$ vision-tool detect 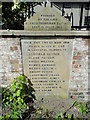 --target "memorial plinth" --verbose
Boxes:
[21,39,73,99]
[23,3,72,99]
